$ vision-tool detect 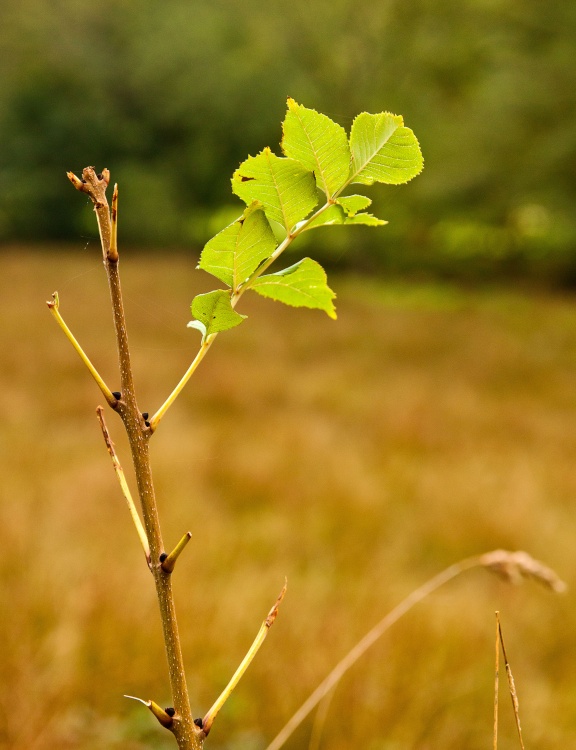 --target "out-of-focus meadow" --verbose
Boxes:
[1,250,576,749]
